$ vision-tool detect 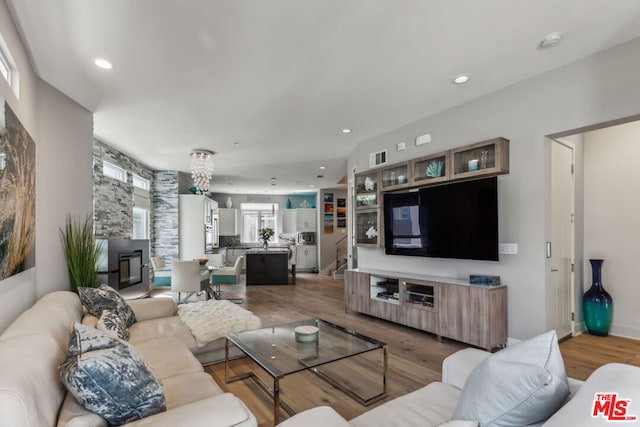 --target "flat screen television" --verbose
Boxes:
[383,177,498,261]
